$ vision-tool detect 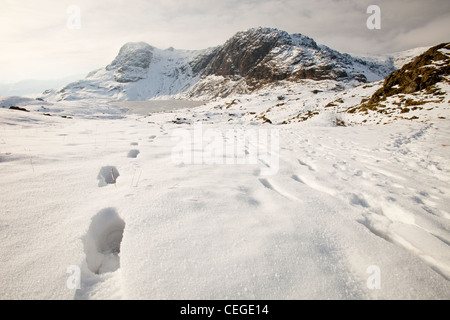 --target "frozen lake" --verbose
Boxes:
[113,100,206,115]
